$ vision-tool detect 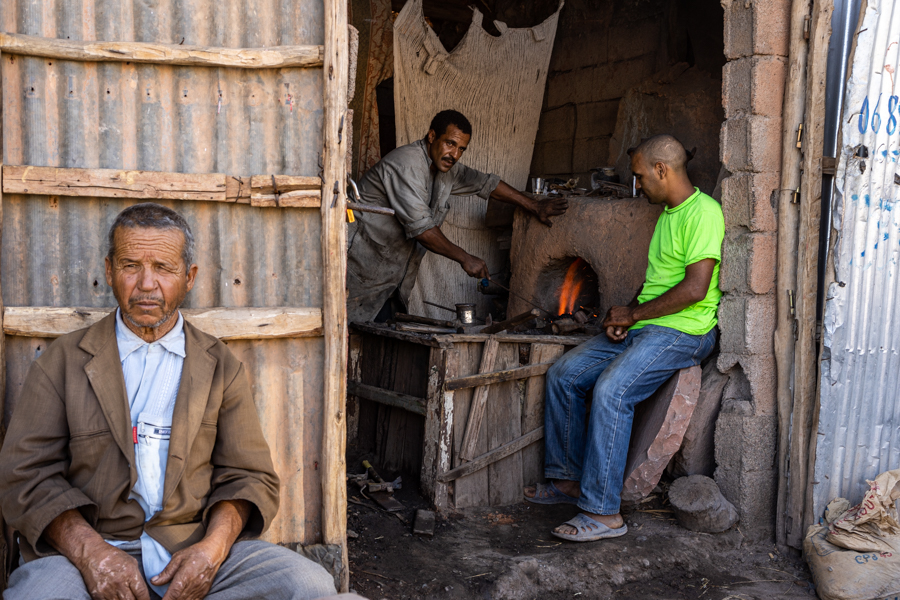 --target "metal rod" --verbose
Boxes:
[481,278,551,315]
[347,201,395,216]
[423,300,457,314]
